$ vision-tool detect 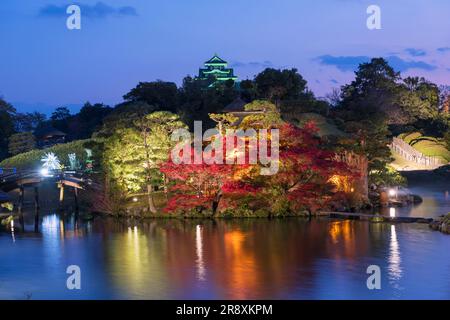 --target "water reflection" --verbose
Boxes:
[10,219,15,243]
[389,207,396,217]
[388,225,403,296]
[0,214,448,299]
[388,225,402,281]
[385,183,450,218]
[195,225,206,281]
